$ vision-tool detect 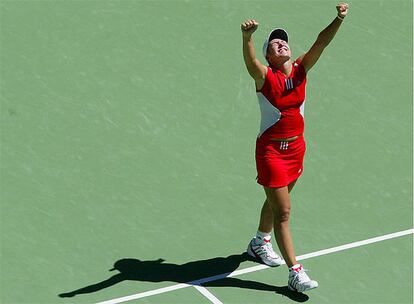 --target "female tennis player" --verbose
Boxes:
[241,3,349,292]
